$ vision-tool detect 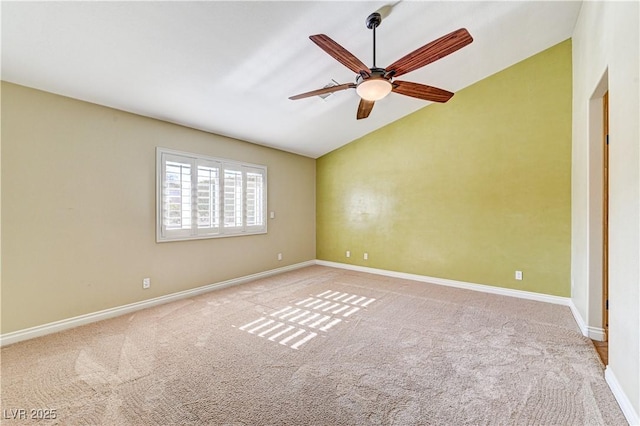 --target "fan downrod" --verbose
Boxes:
[366,12,382,68]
